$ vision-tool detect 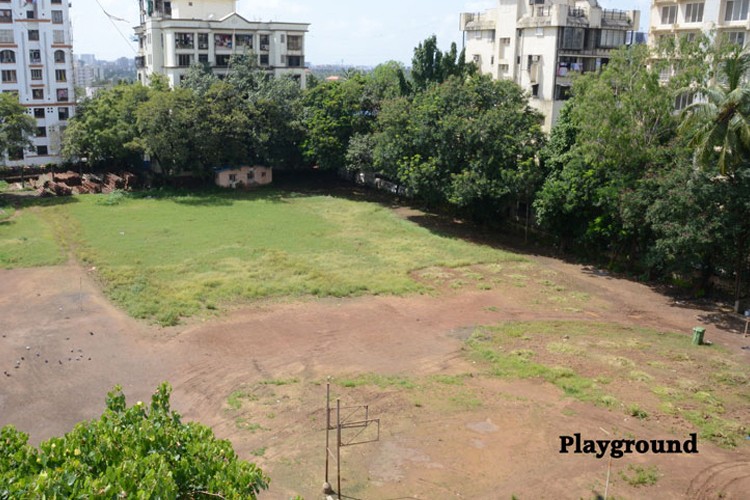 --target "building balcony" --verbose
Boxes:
[460,12,496,31]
